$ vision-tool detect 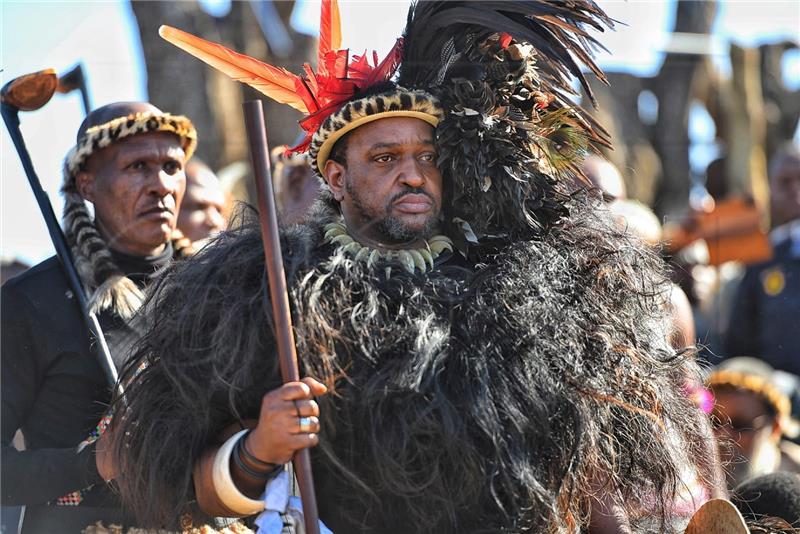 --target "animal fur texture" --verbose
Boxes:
[112,197,717,533]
